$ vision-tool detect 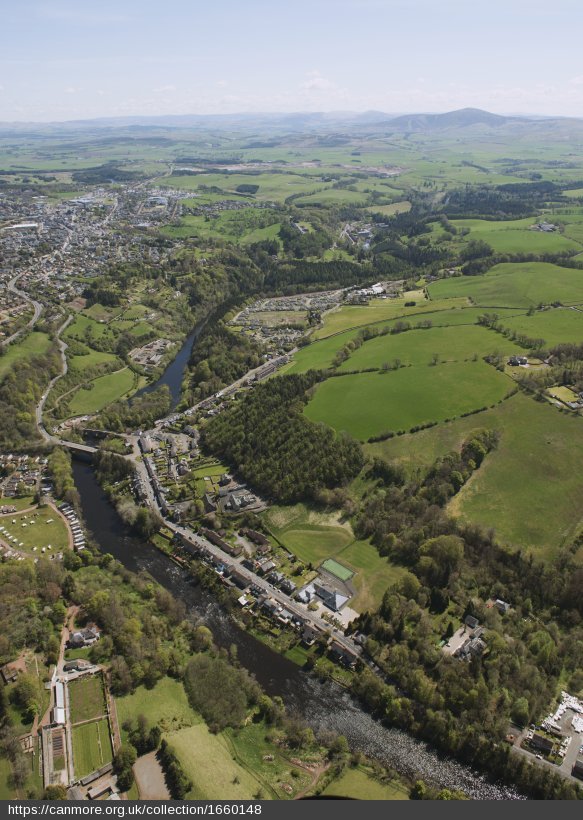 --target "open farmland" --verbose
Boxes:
[498,307,583,347]
[337,324,523,372]
[427,262,583,308]
[450,217,582,254]
[305,360,513,440]
[366,393,583,558]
